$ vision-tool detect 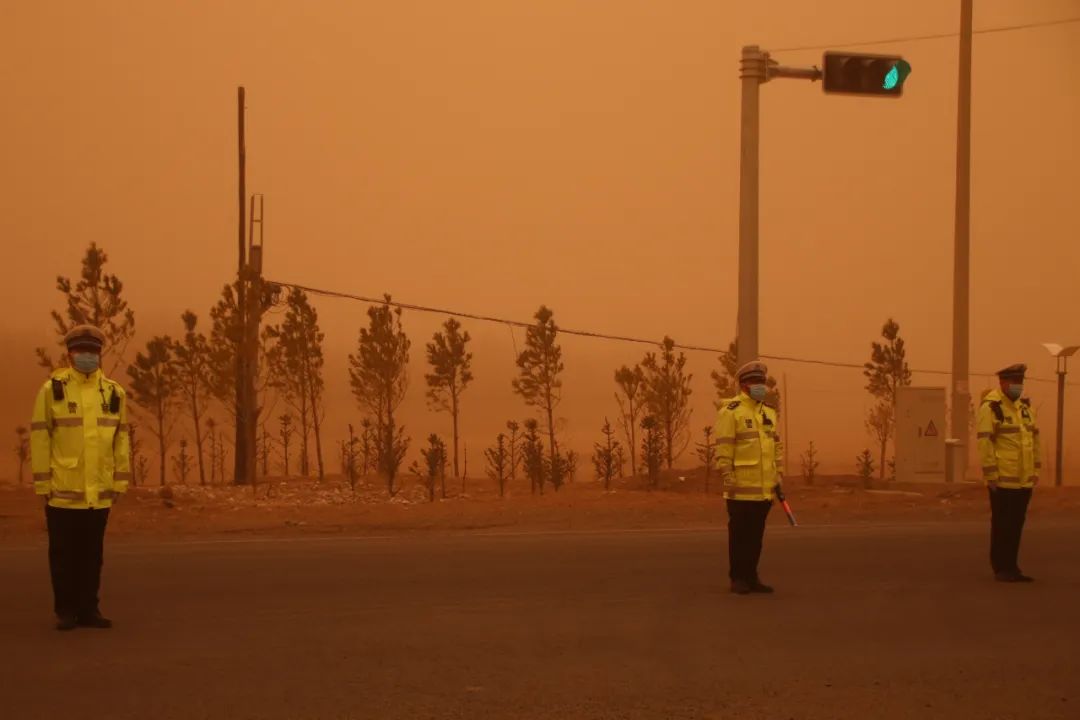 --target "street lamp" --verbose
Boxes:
[1042,343,1080,487]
